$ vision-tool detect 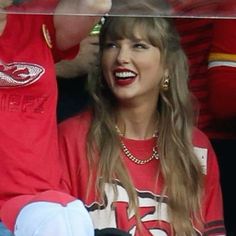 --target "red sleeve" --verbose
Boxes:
[45,15,80,63]
[58,111,92,198]
[58,118,81,197]
[192,129,226,235]
[19,0,80,62]
[208,18,236,120]
[202,140,226,235]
